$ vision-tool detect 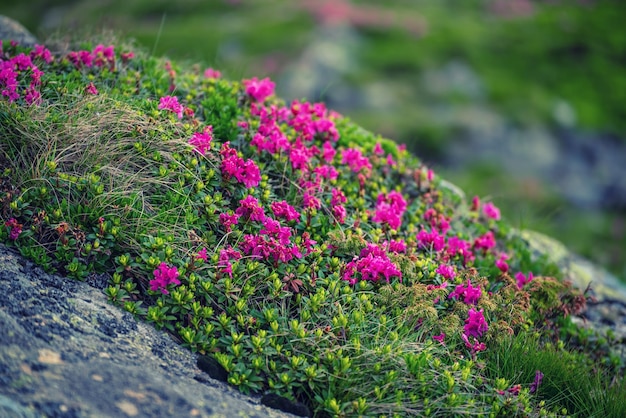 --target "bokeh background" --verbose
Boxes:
[2,0,625,282]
